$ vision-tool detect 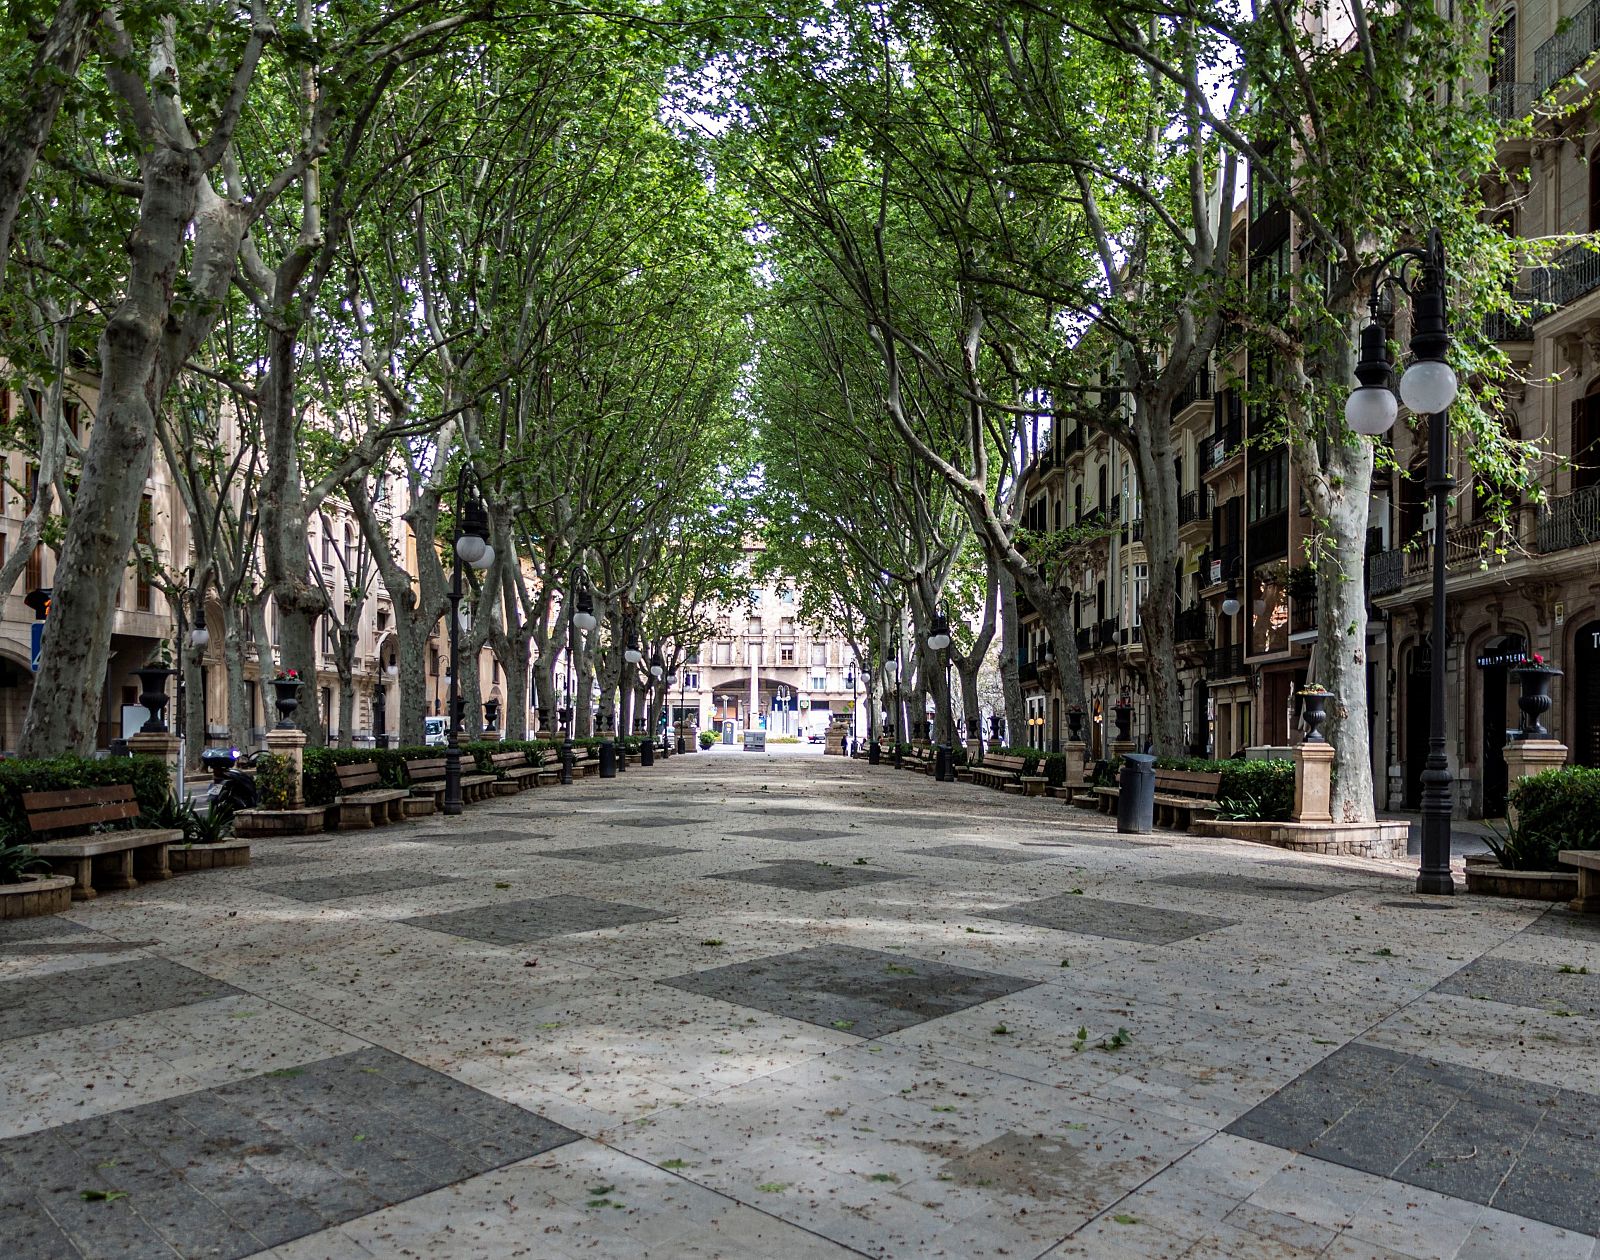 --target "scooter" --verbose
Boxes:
[201,747,261,812]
